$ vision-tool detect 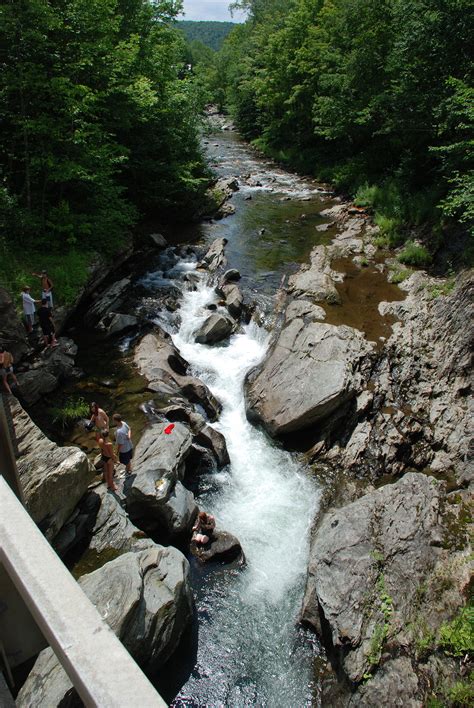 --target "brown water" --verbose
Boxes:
[324,257,405,346]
